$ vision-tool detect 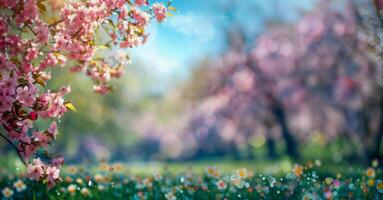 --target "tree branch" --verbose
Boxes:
[25,23,36,35]
[49,19,64,28]
[0,132,28,167]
